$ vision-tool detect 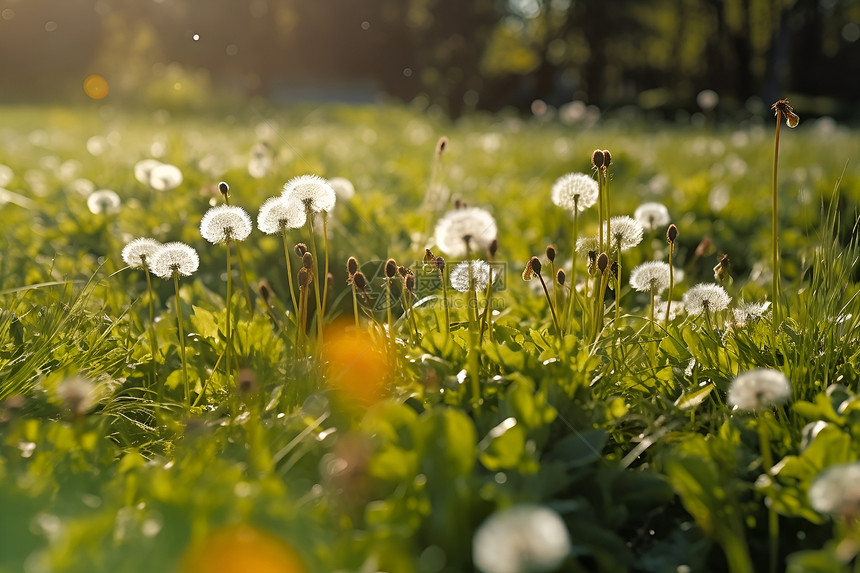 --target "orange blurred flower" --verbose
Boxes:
[180,524,307,573]
[322,322,391,405]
